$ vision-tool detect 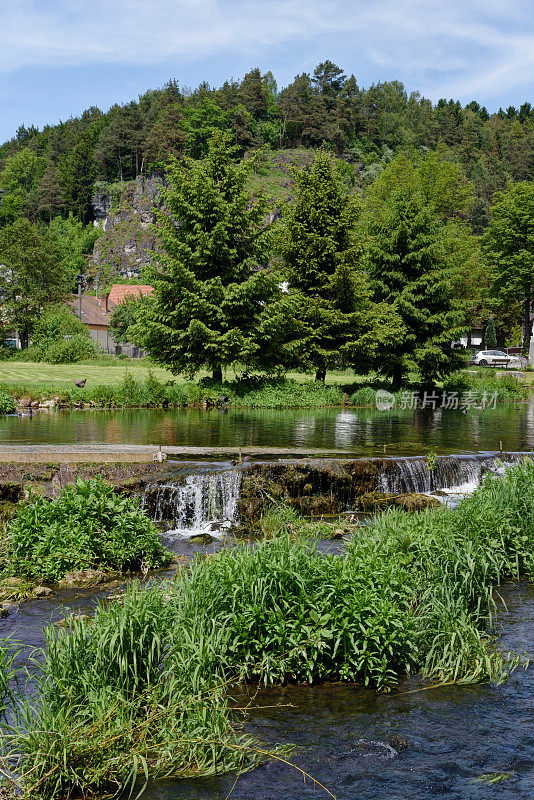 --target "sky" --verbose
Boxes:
[0,0,533,142]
